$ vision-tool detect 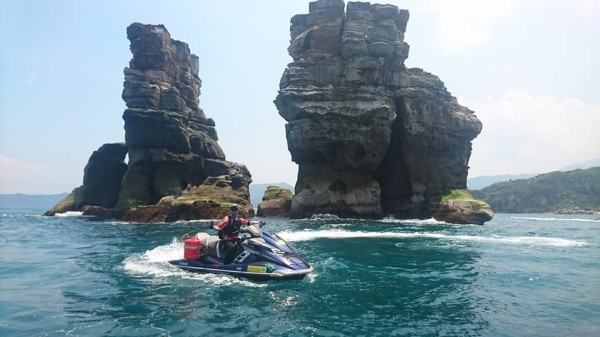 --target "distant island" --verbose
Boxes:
[467,157,600,190]
[1,186,284,211]
[249,183,293,208]
[471,167,600,213]
[467,173,539,191]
